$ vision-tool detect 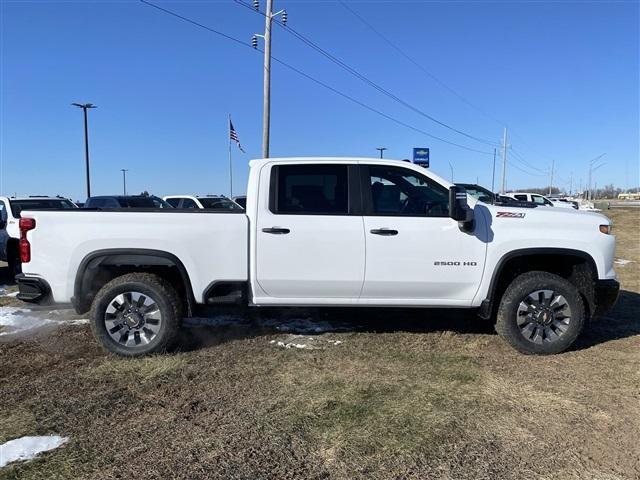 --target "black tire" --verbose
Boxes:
[90,273,183,357]
[496,271,585,355]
